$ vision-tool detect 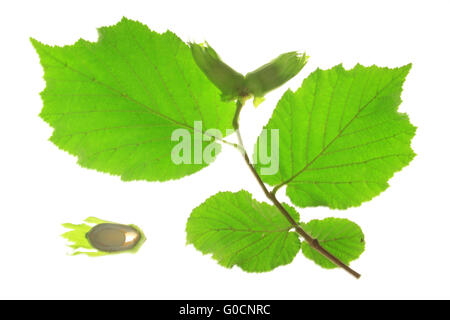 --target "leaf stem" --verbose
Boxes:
[232,99,361,279]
